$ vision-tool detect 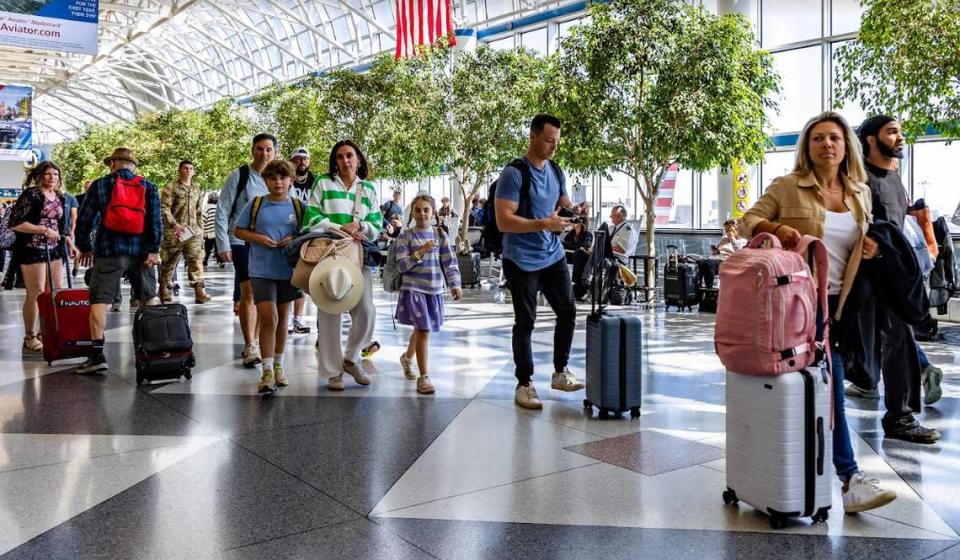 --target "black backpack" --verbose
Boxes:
[228,164,251,221]
[482,158,563,256]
